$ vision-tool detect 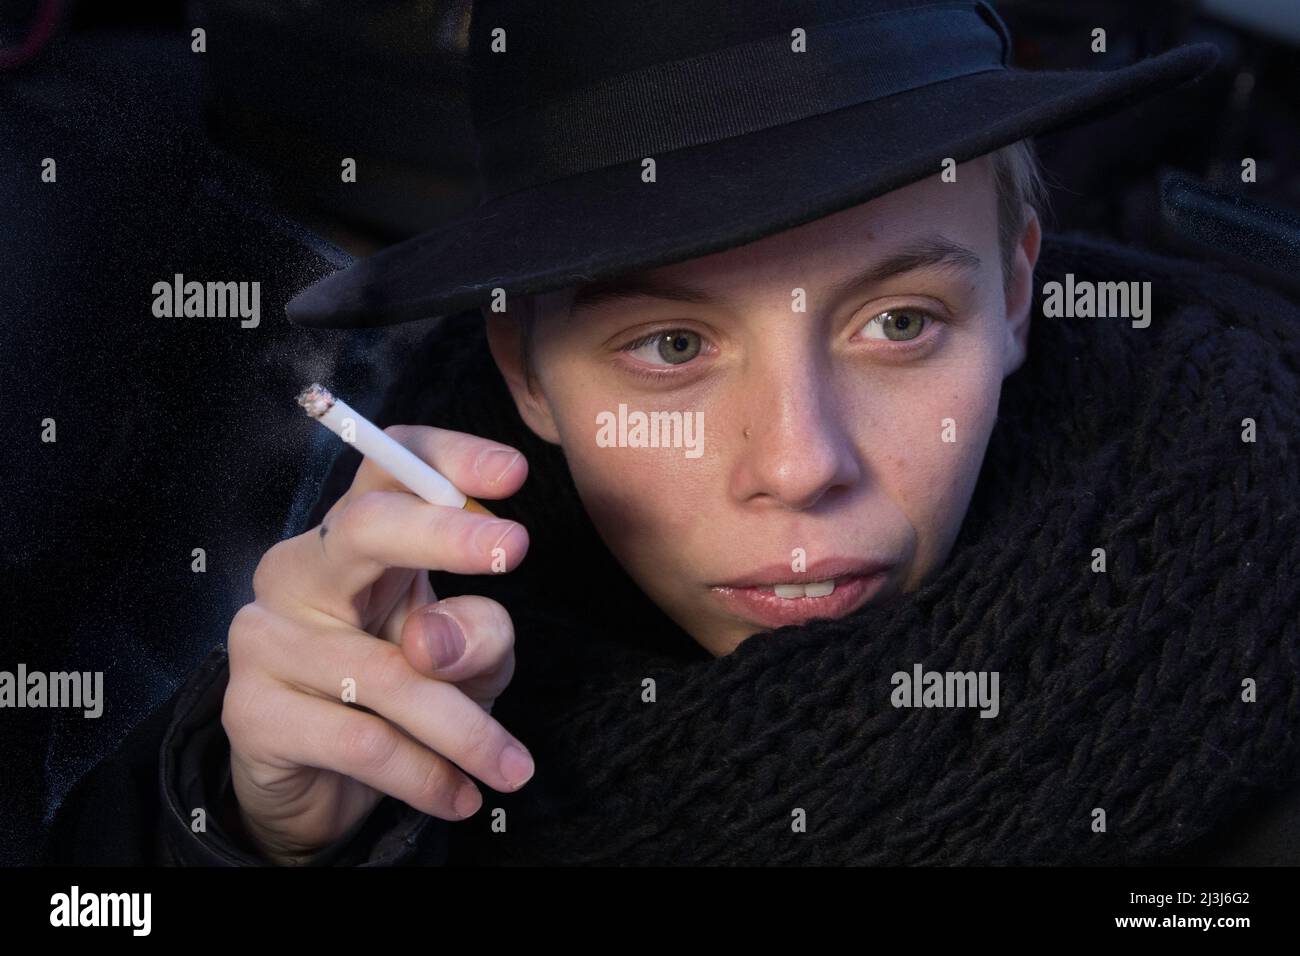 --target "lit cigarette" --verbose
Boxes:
[296,383,495,516]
